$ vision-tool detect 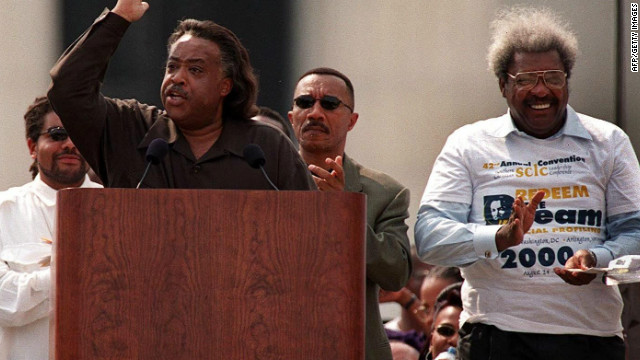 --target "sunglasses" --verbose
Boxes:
[39,126,69,142]
[435,324,457,337]
[293,95,353,112]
